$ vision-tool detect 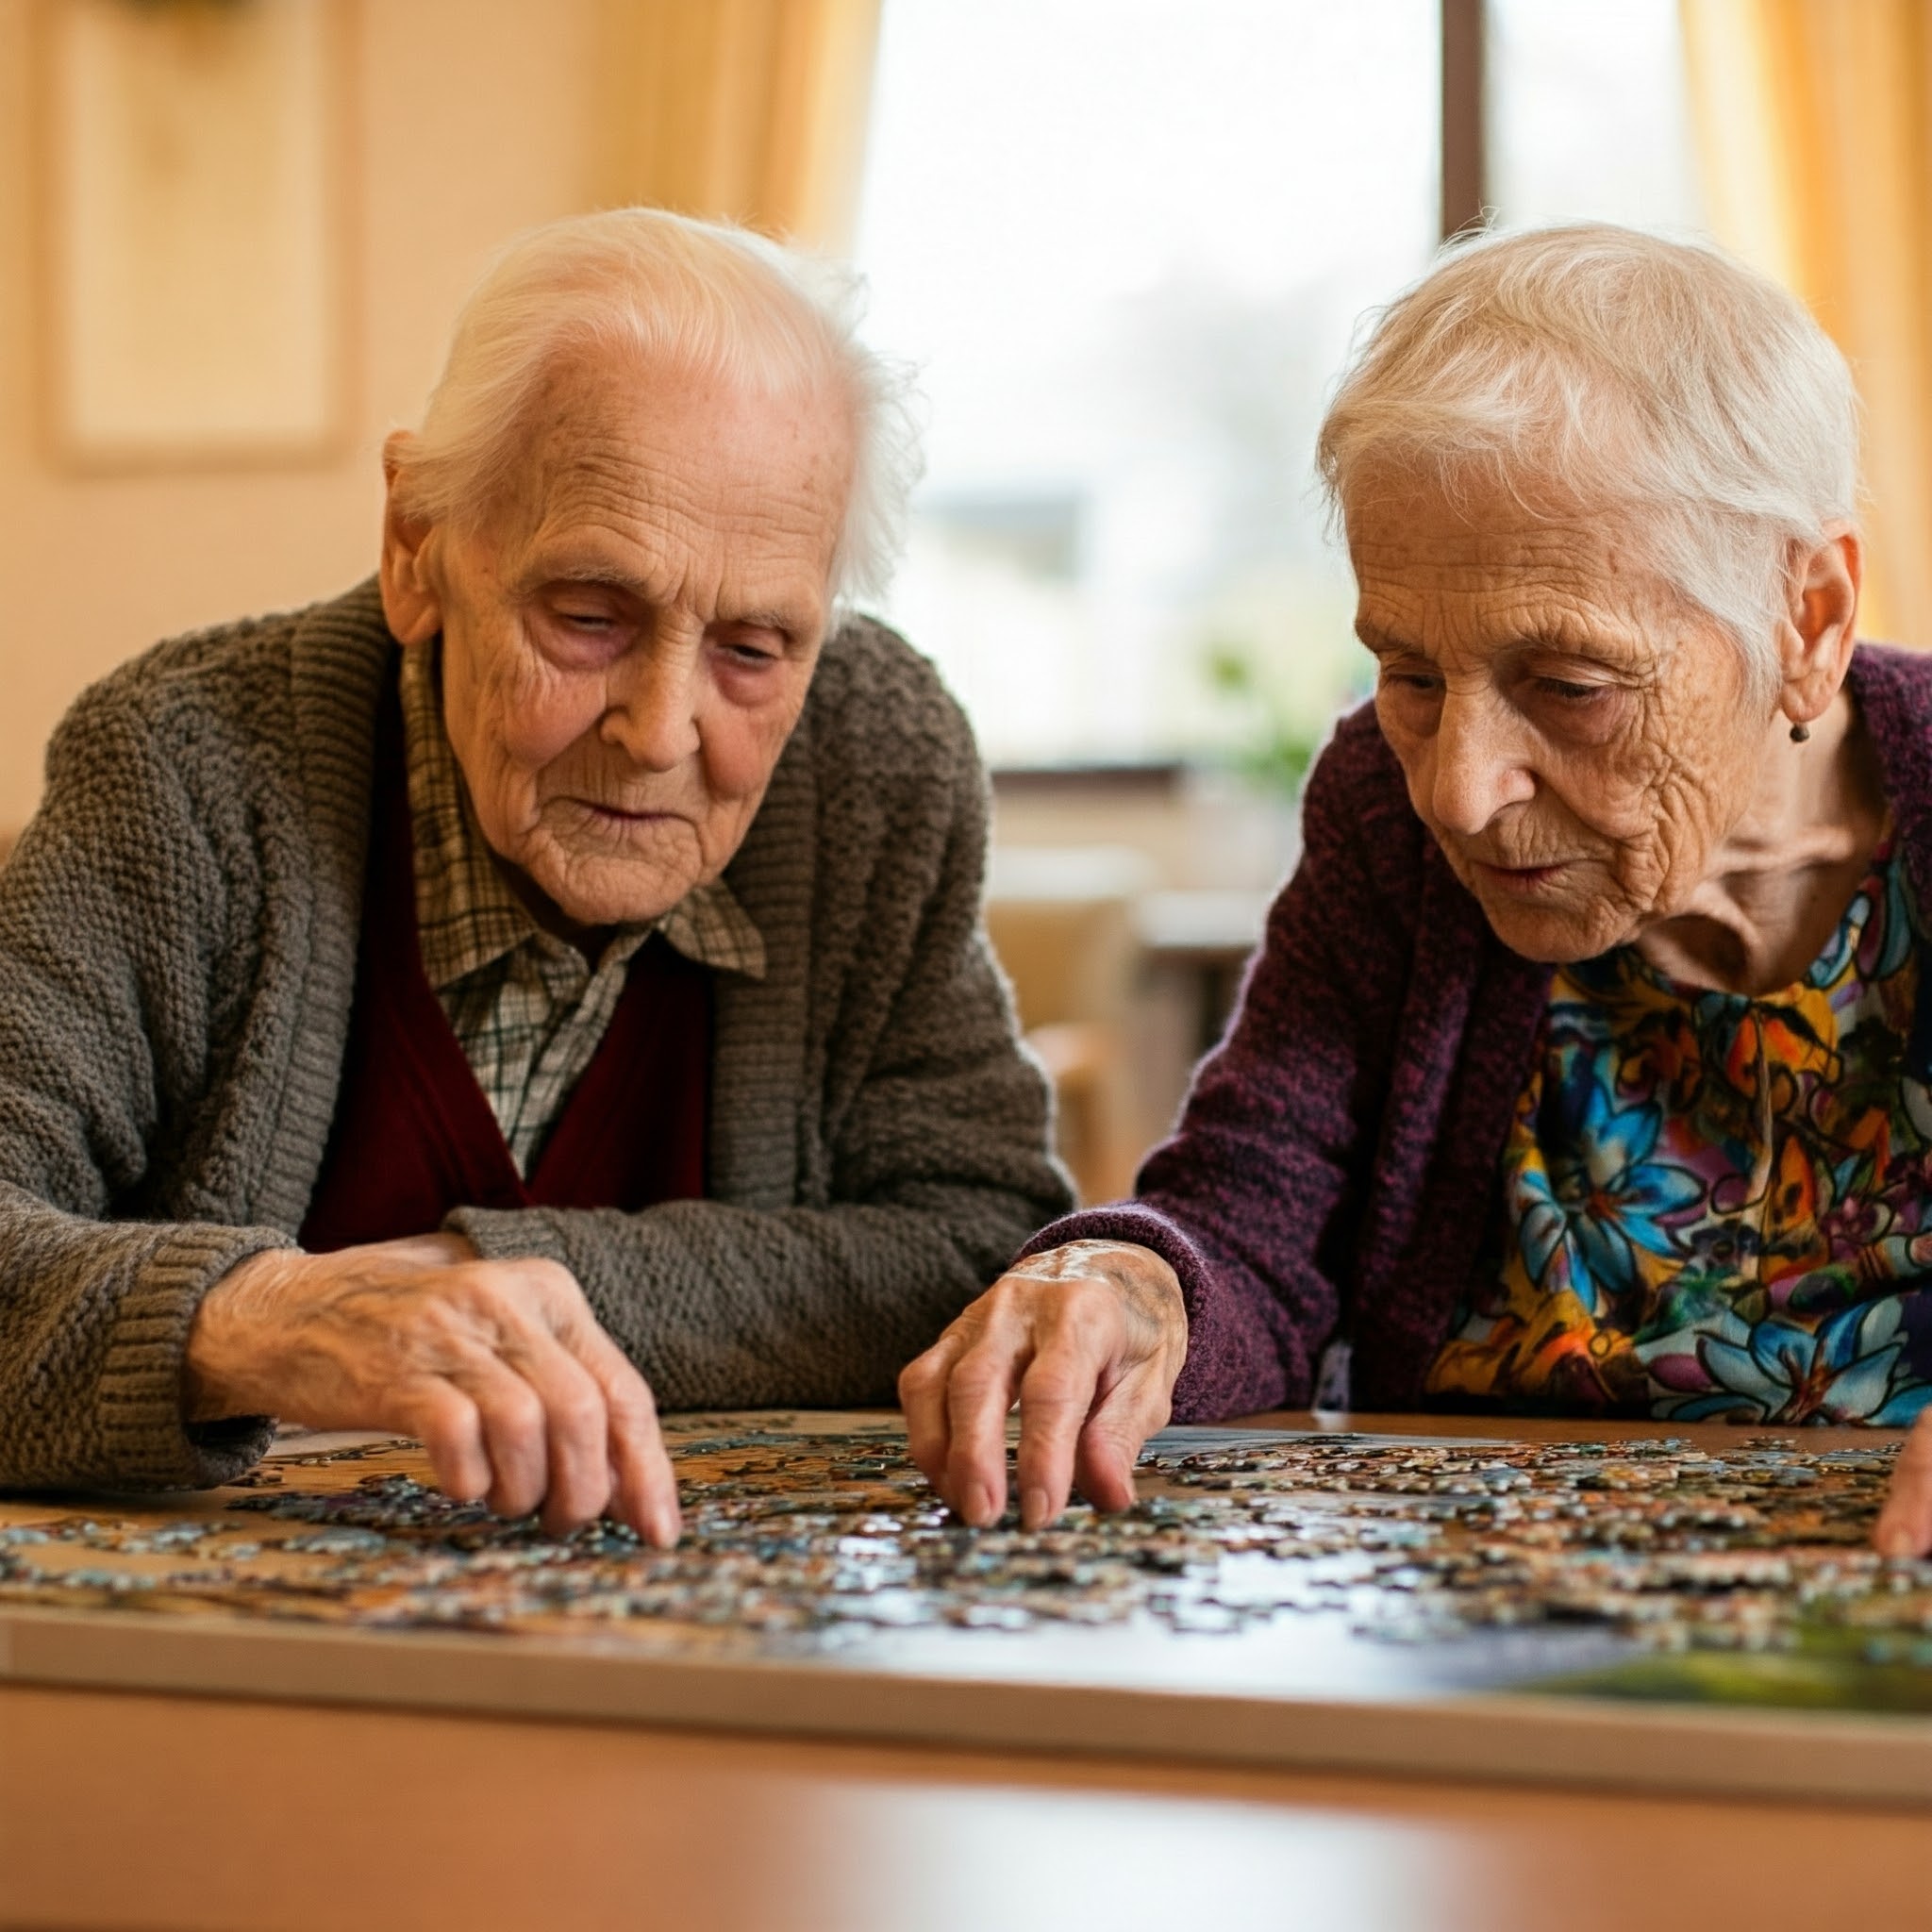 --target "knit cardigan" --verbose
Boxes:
[0,580,1071,1491]
[1024,643,1932,1421]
